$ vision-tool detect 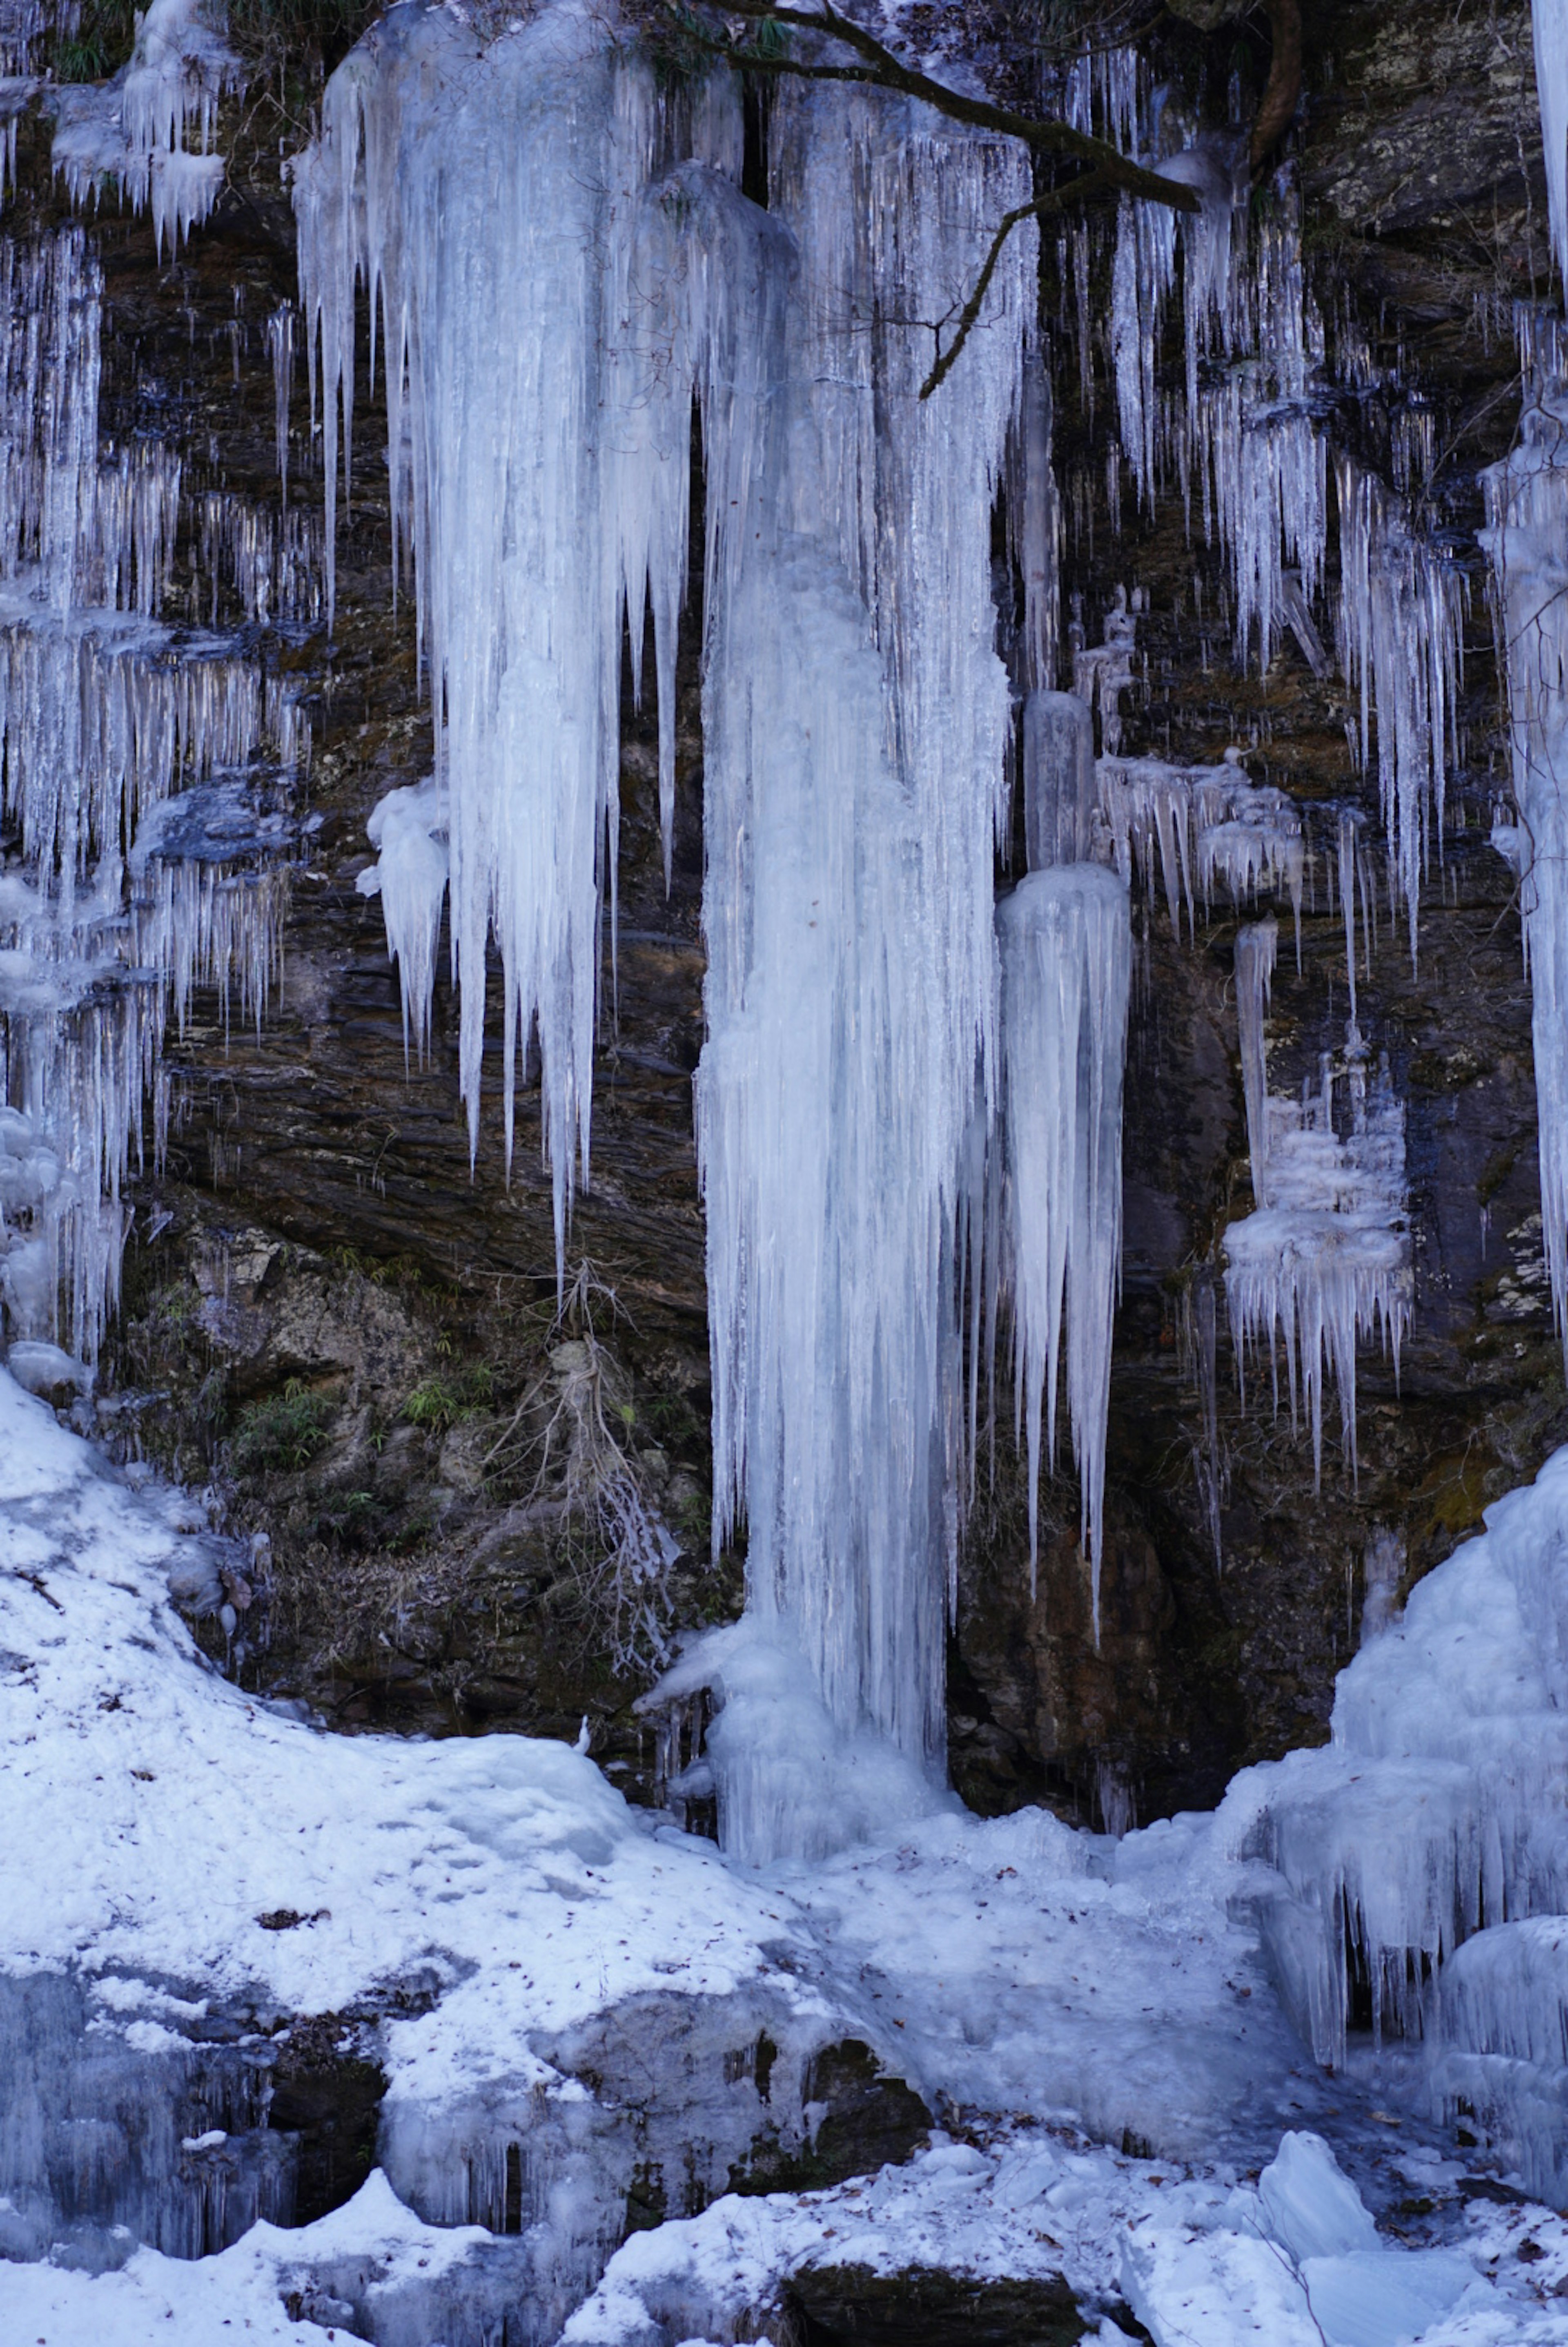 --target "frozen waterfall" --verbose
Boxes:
[0,219,304,1369]
[1482,324,1568,1353]
[297,0,1142,1855]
